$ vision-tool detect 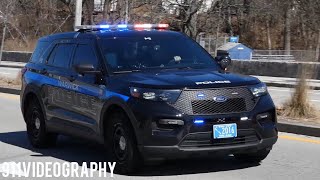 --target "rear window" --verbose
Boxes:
[30,41,50,63]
